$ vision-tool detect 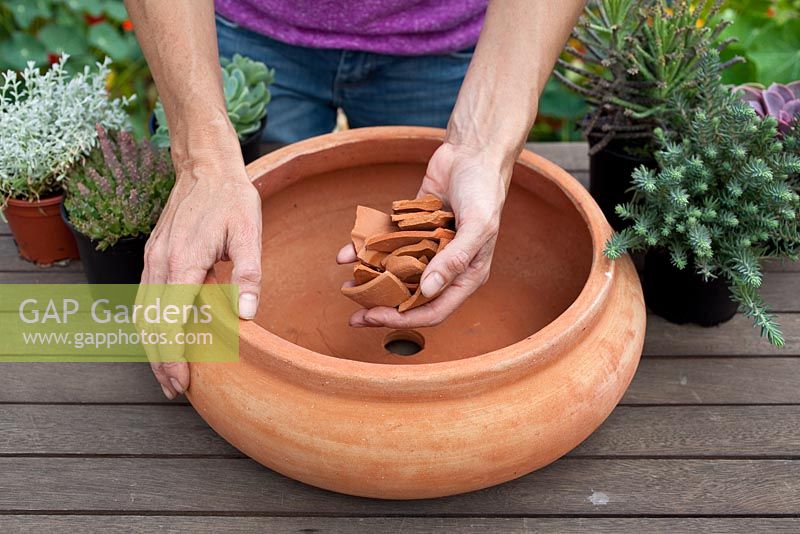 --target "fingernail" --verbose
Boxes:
[170,378,184,395]
[239,293,258,320]
[420,271,445,298]
[161,384,175,400]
